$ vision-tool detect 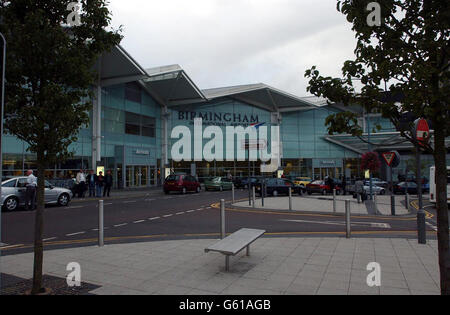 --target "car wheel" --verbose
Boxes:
[322,190,327,195]
[307,191,312,195]
[4,197,19,212]
[273,190,278,197]
[164,190,170,195]
[58,193,70,207]
[336,190,341,195]
[380,189,385,195]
